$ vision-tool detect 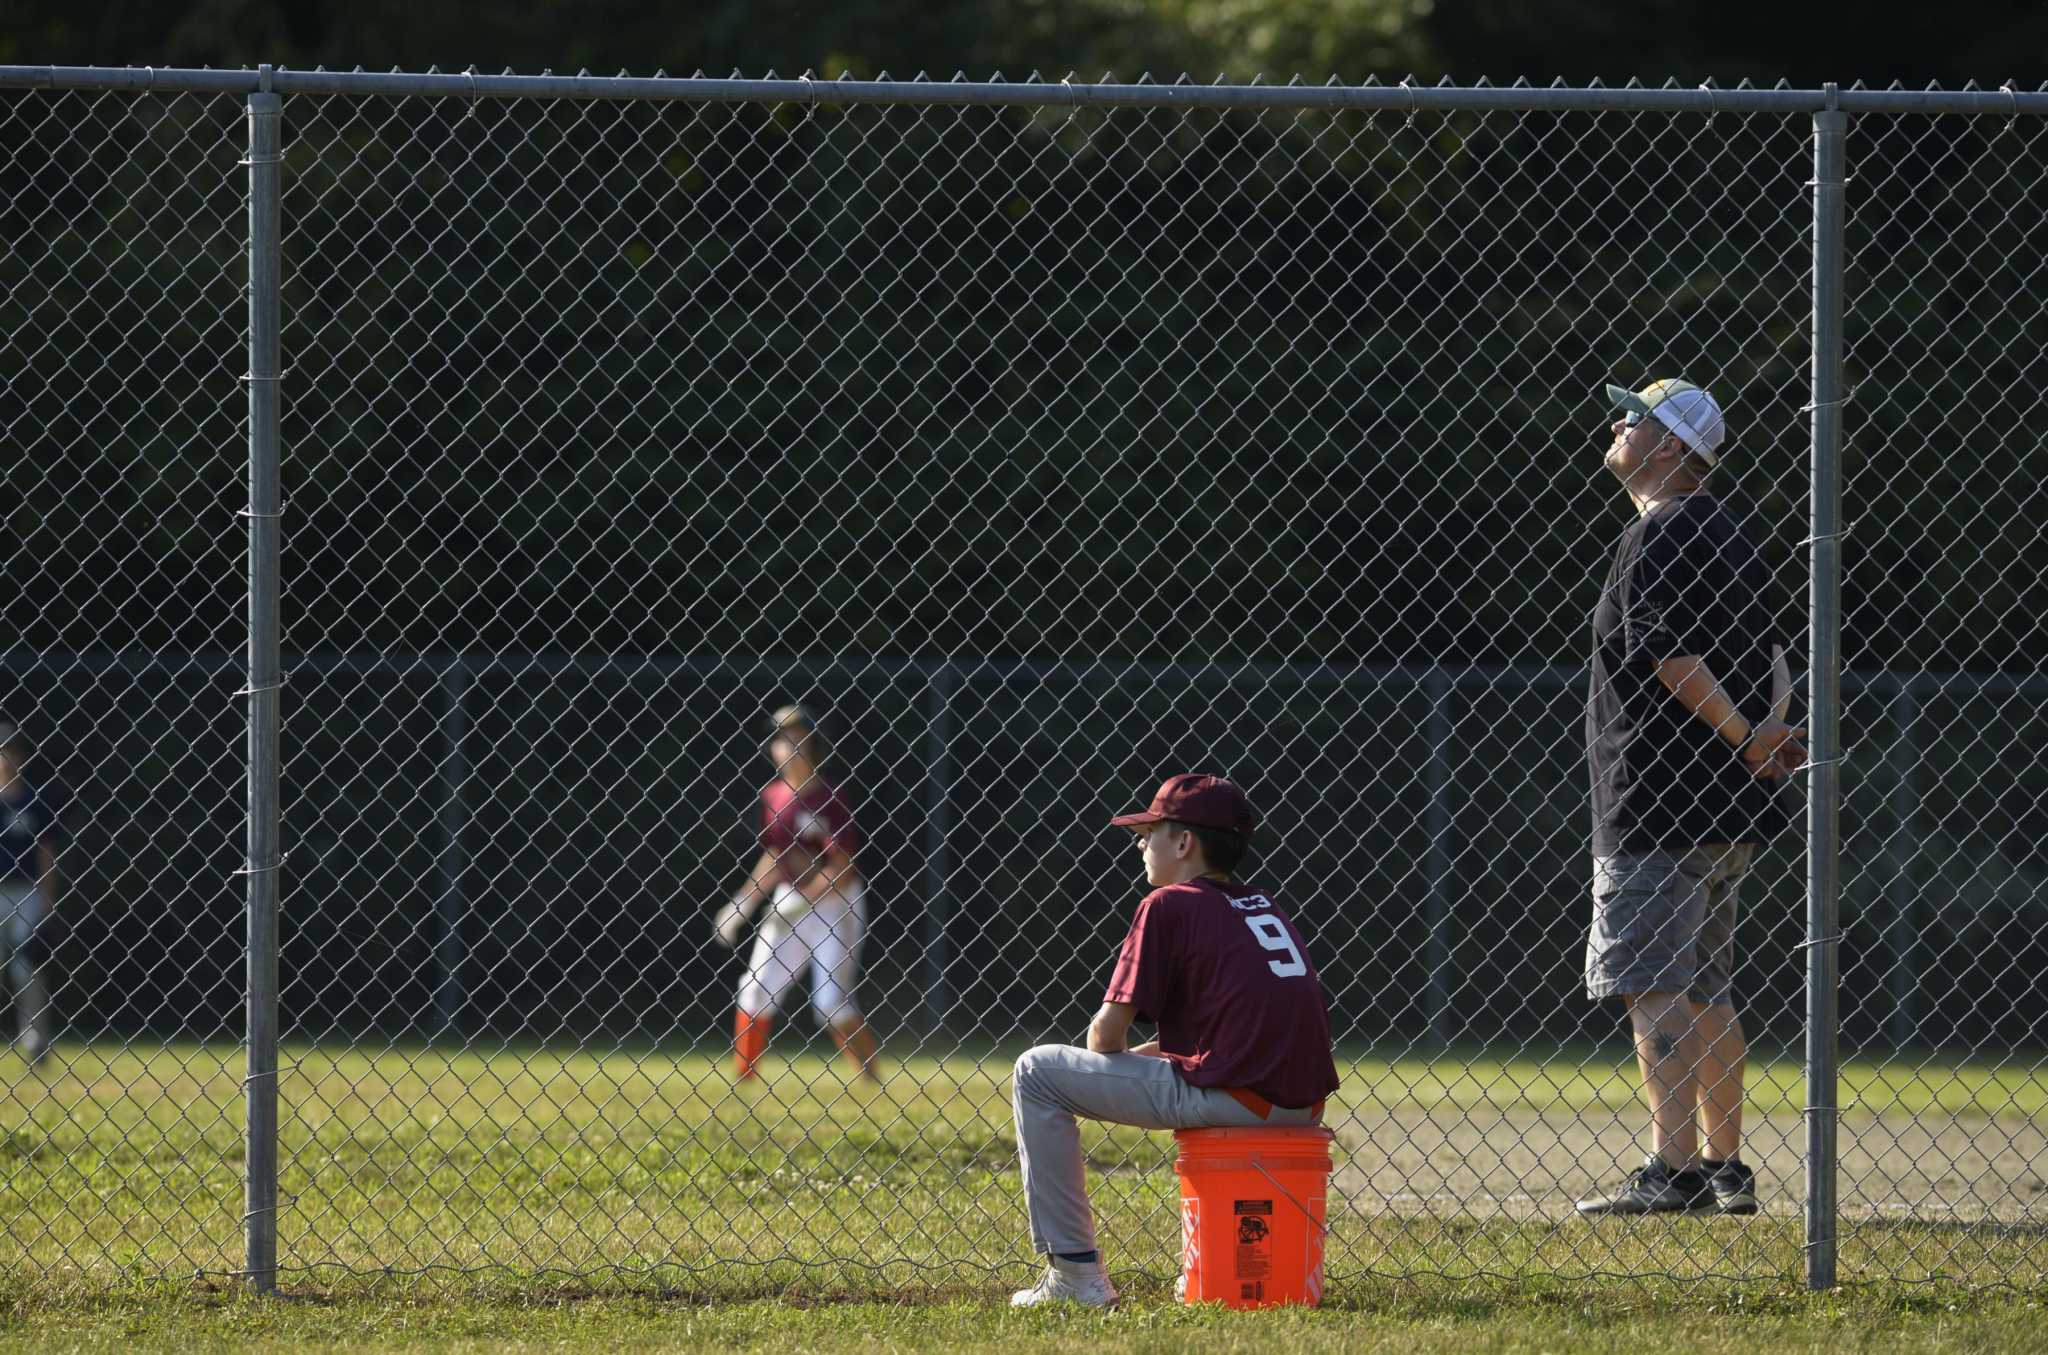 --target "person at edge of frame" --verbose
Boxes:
[0,721,64,1070]
[1577,378,1807,1217]
[712,704,882,1085]
[1007,773,1340,1308]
